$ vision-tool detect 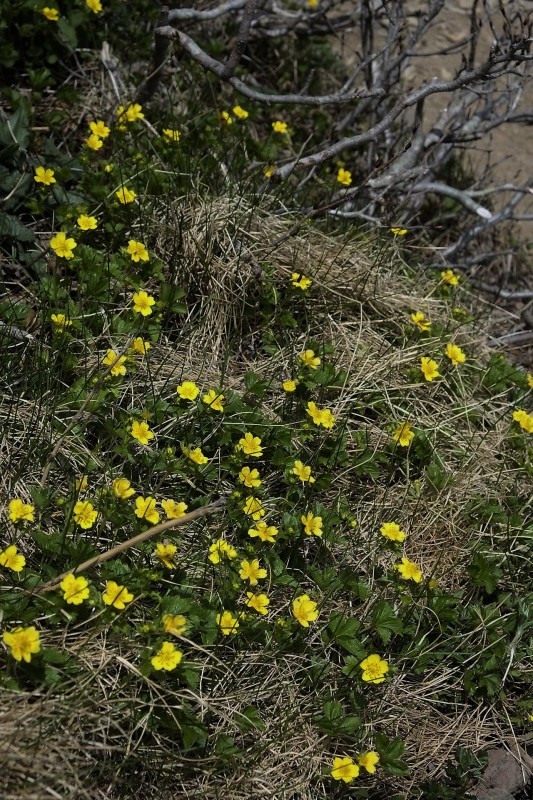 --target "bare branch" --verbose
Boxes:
[168,0,248,24]
[409,181,493,218]
[220,0,260,80]
[156,26,385,105]
[277,47,531,179]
